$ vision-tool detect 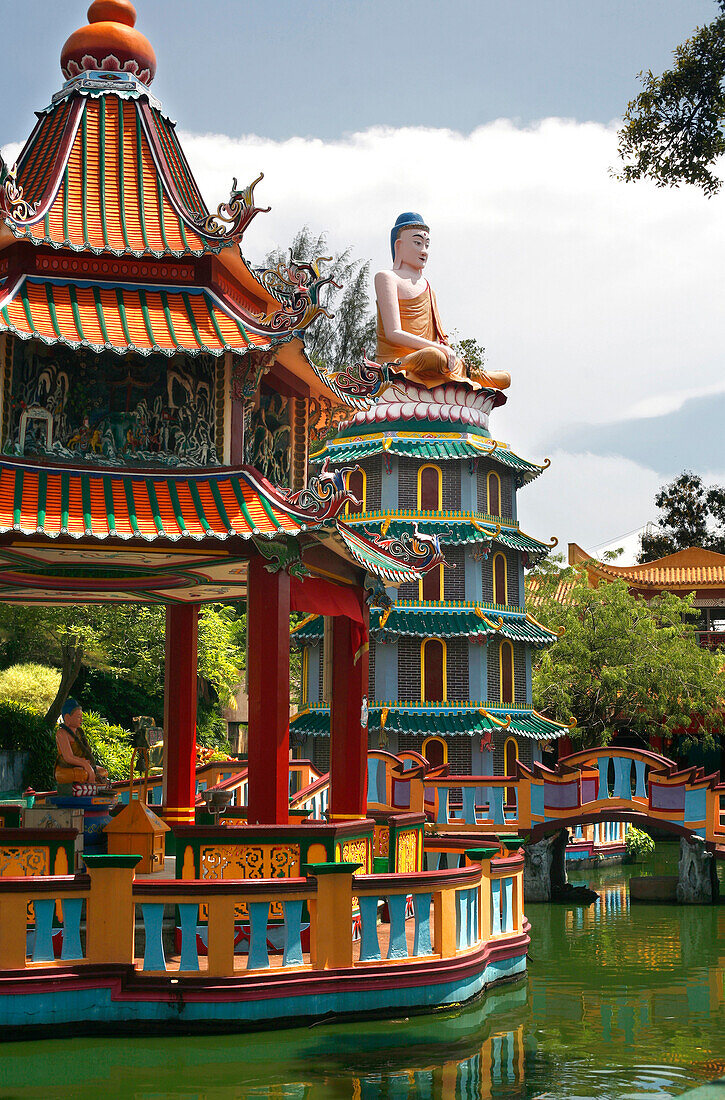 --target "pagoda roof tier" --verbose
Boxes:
[311,431,548,485]
[291,702,567,741]
[292,603,557,646]
[0,458,442,603]
[0,274,282,356]
[2,91,221,258]
[342,511,557,563]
